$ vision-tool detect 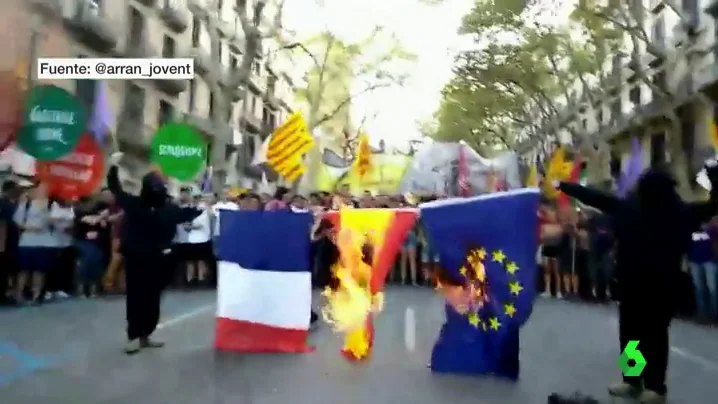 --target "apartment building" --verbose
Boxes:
[519,0,718,192]
[3,0,296,185]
